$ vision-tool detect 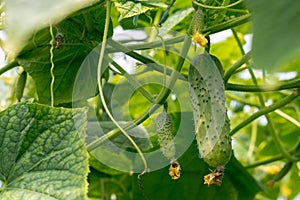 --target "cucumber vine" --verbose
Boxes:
[1,0,300,199]
[49,20,55,107]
